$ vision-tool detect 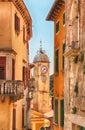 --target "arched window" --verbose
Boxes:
[70,0,79,49]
